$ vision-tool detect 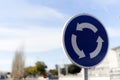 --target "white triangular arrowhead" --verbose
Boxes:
[97,36,104,43]
[79,50,85,58]
[77,23,83,31]
[71,34,86,59]
[76,23,98,33]
[90,36,104,58]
